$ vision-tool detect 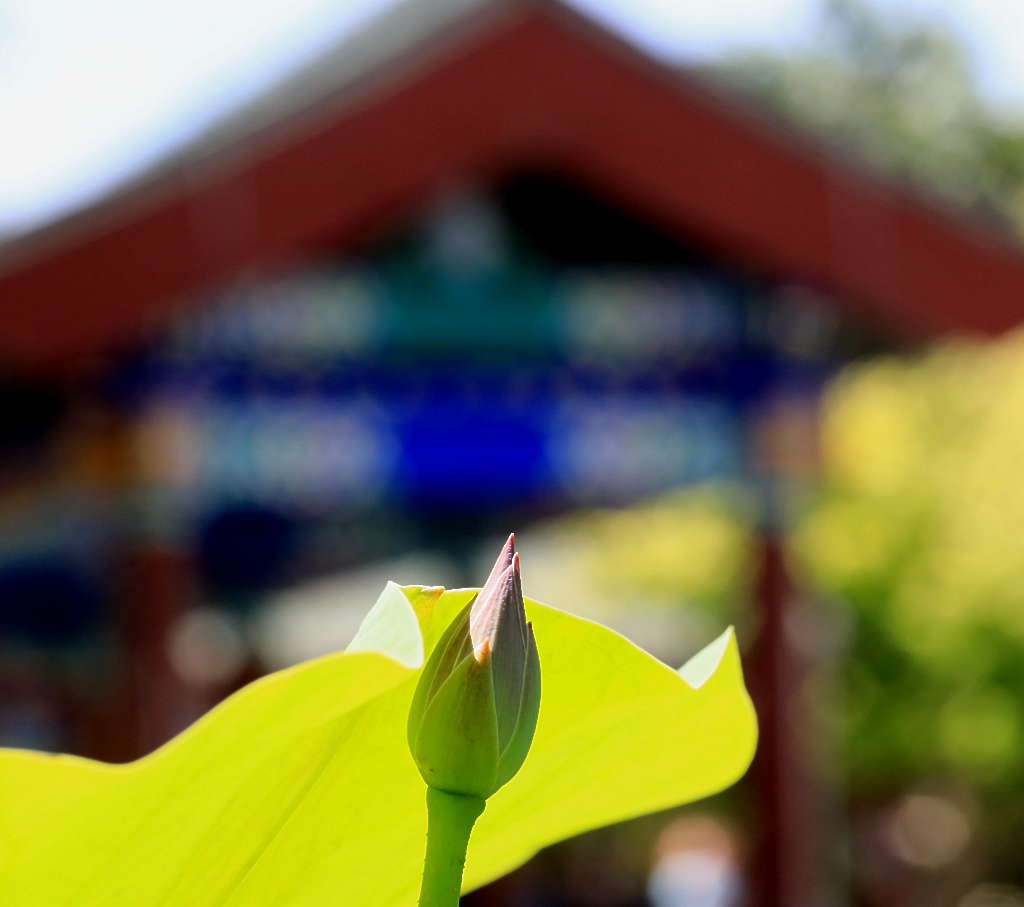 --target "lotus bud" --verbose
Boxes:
[408,534,541,799]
